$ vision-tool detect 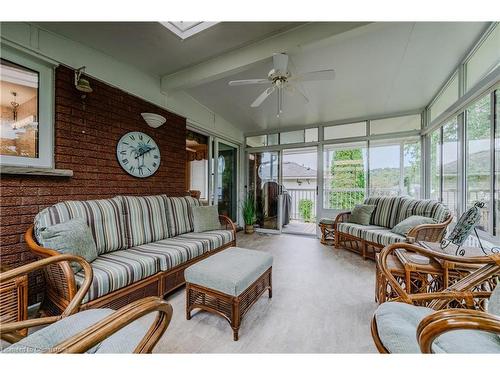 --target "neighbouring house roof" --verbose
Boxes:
[259,161,317,179]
